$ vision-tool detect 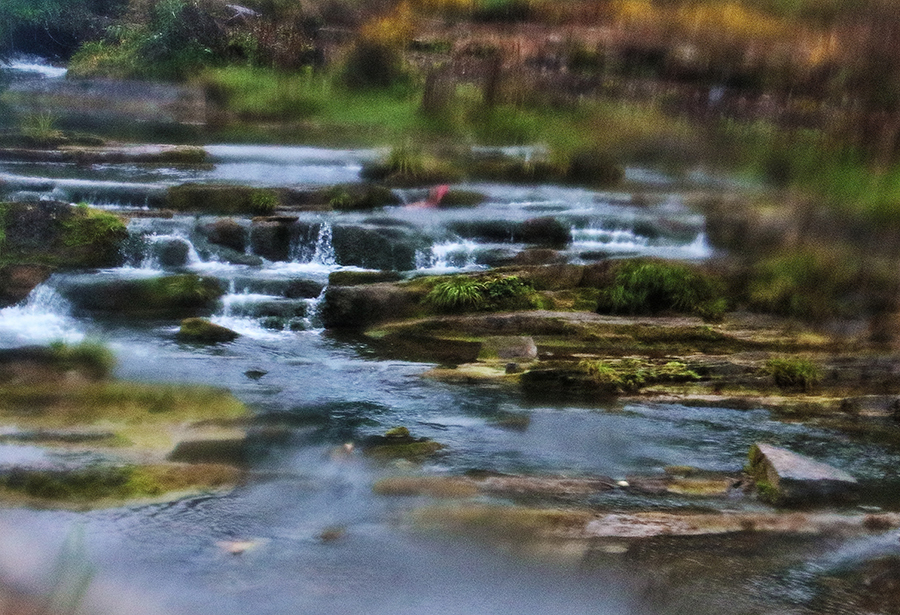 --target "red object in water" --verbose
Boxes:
[407,184,449,209]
